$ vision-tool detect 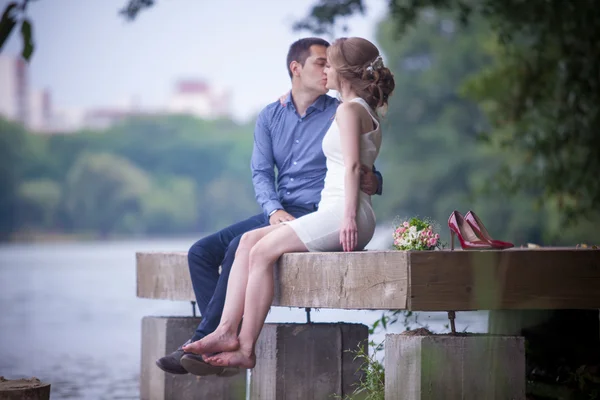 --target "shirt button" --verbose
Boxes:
[286,191,290,195]
[290,178,294,182]
[295,140,299,143]
[293,161,297,165]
